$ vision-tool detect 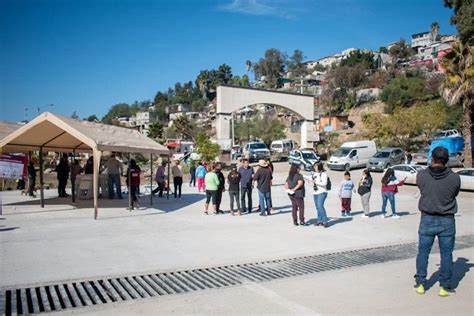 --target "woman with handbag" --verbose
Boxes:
[358,169,373,217]
[312,162,330,228]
